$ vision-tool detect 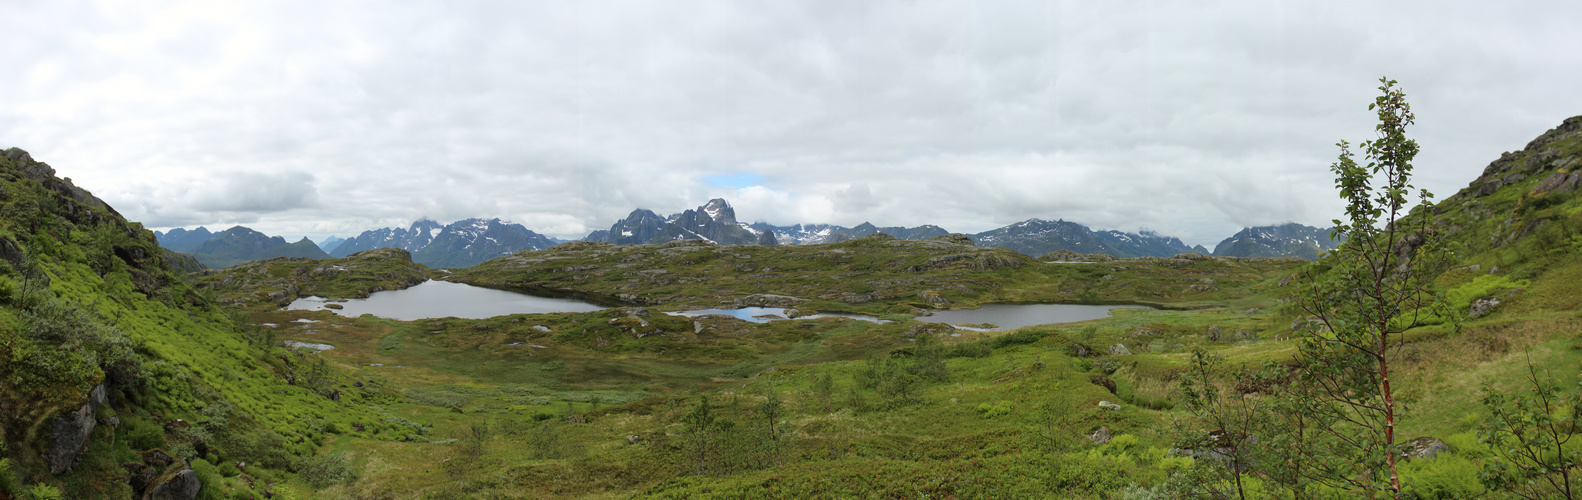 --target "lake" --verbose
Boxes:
[286,280,609,320]
[667,307,887,324]
[915,303,1149,330]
